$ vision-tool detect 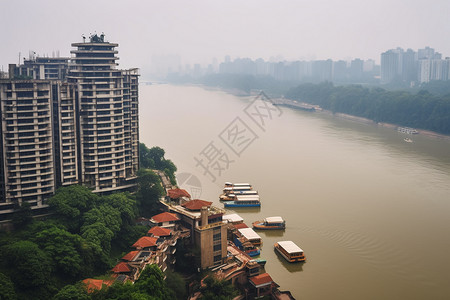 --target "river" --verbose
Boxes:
[139,84,450,300]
